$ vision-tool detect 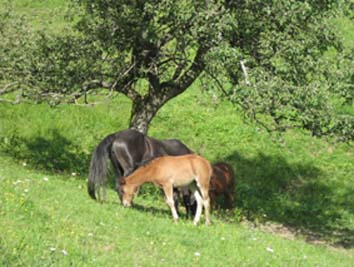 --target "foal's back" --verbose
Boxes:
[152,154,212,187]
